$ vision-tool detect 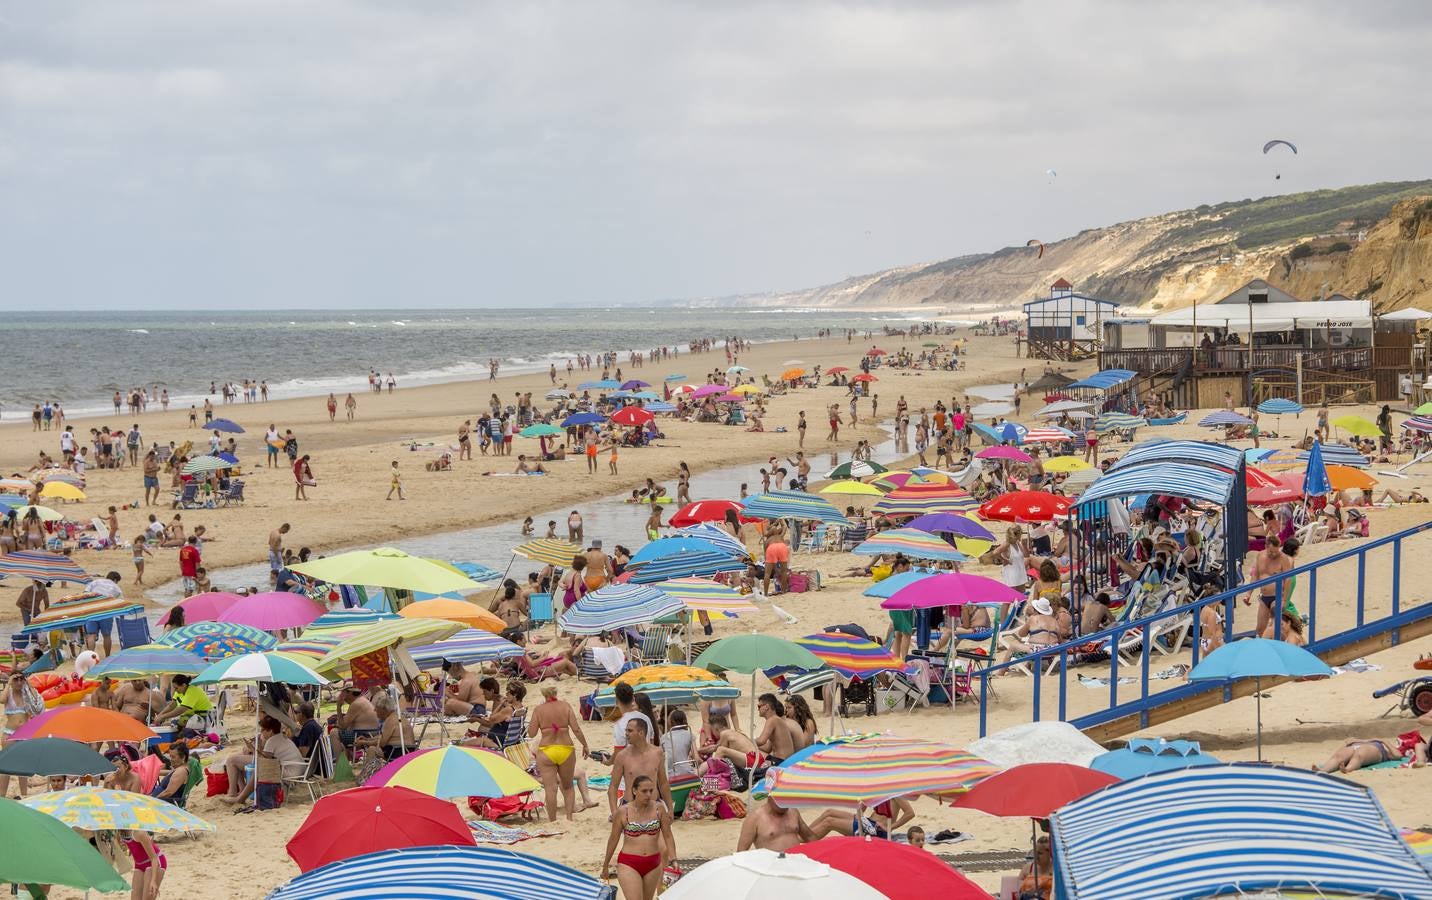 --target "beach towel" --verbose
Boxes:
[1078,674,1135,688]
[1332,657,1381,675]
[590,645,627,676]
[133,754,163,794]
[467,821,562,844]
